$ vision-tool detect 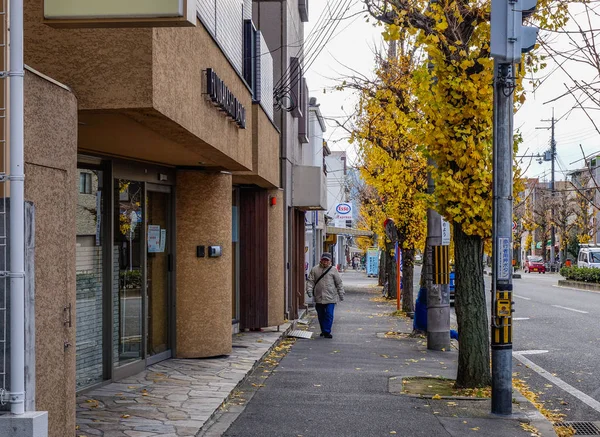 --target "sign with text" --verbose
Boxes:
[333,203,353,221]
[441,218,451,246]
[206,68,246,129]
[45,0,183,19]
